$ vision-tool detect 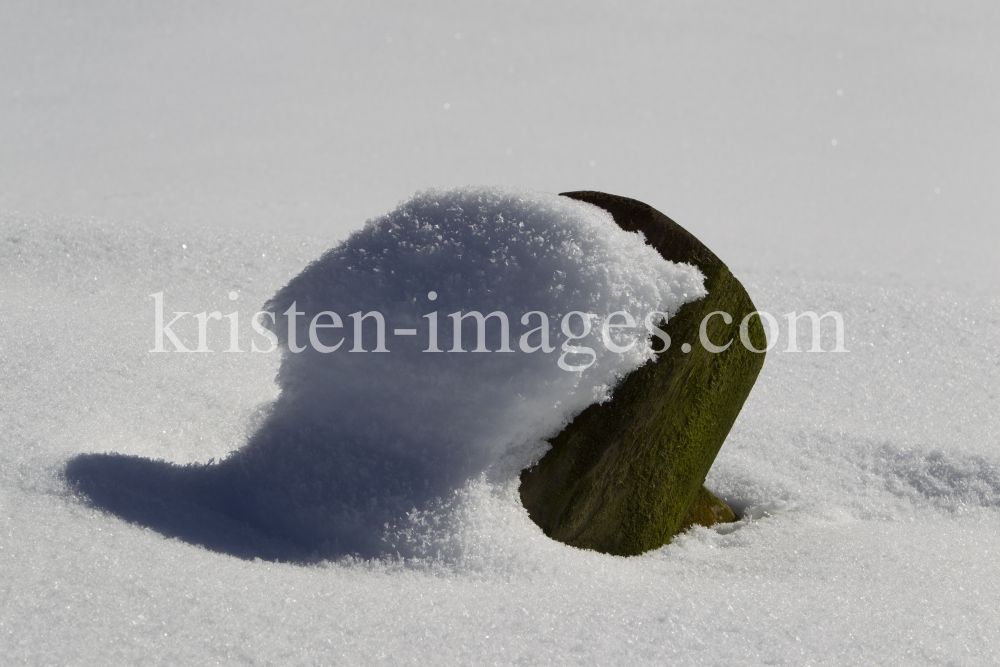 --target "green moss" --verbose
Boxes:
[519,192,764,556]
[678,485,738,533]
